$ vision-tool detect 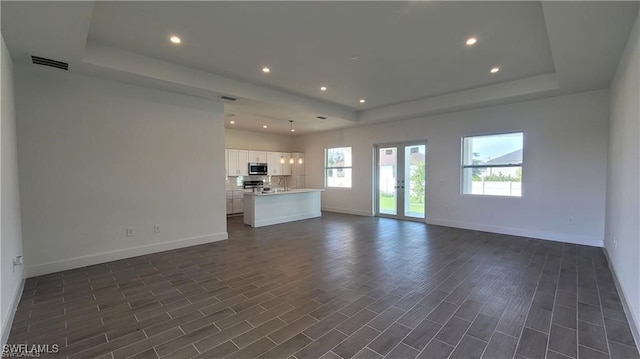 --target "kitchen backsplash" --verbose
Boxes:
[225,174,291,190]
